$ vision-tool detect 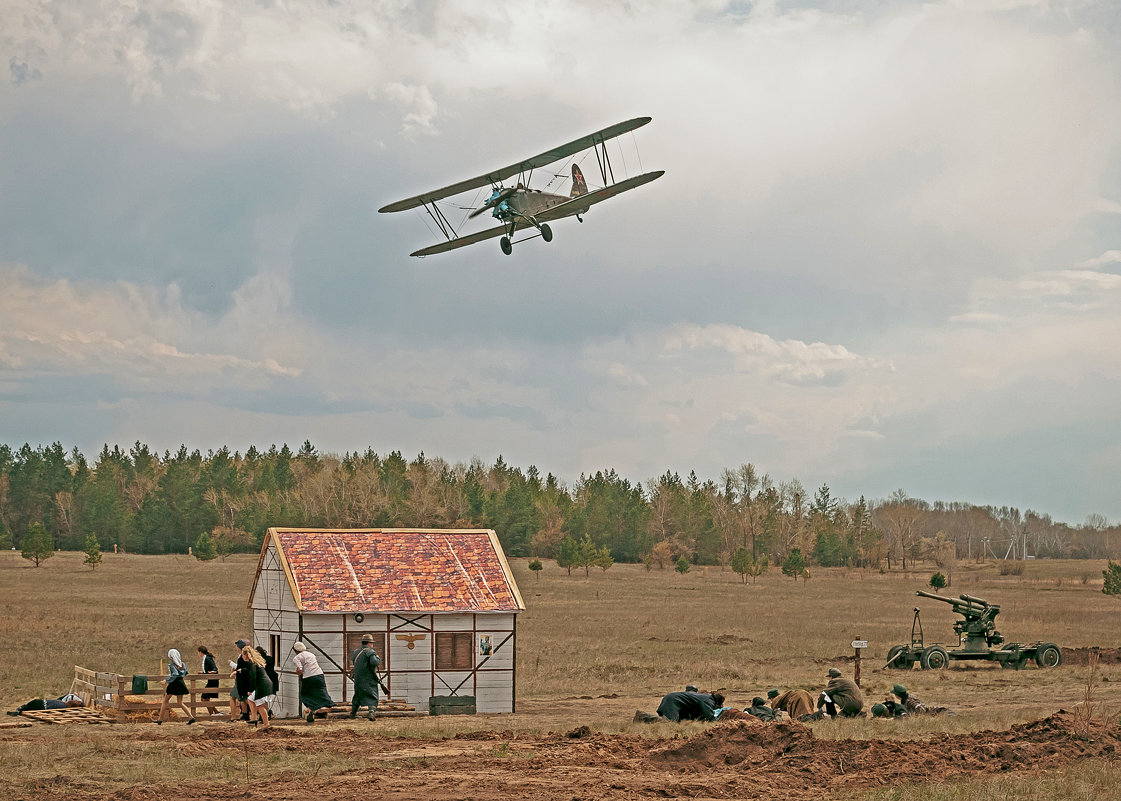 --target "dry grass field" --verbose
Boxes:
[1,550,1120,800]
